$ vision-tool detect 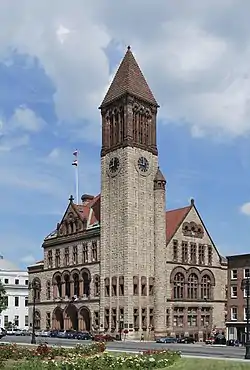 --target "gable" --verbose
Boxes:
[57,202,86,238]
[171,204,225,265]
[166,206,191,242]
[44,195,100,241]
